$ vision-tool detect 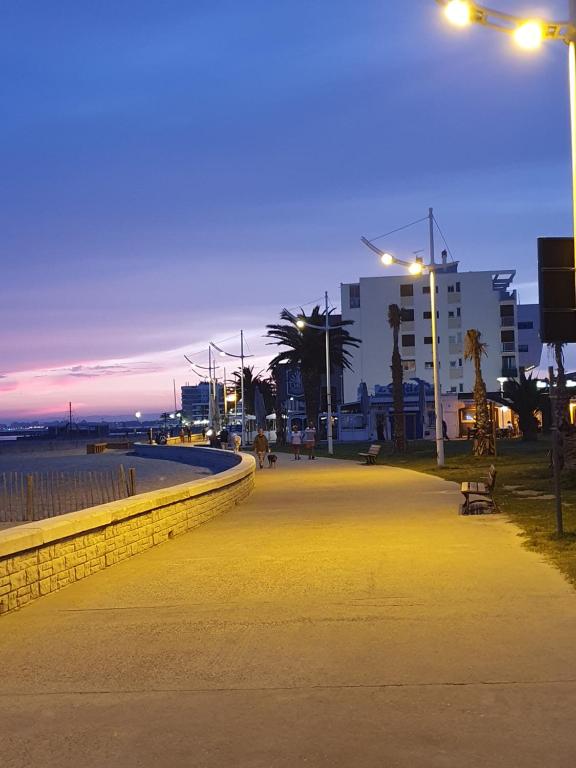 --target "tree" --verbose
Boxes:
[388,304,406,452]
[266,306,361,426]
[270,363,287,446]
[548,343,570,428]
[504,372,543,442]
[463,329,495,456]
[232,366,257,415]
